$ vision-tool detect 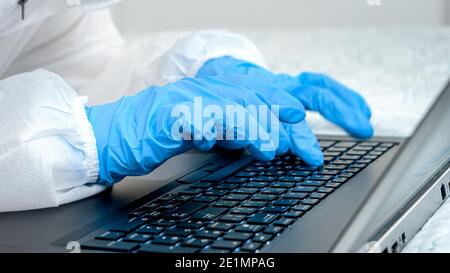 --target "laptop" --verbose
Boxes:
[0,81,448,253]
